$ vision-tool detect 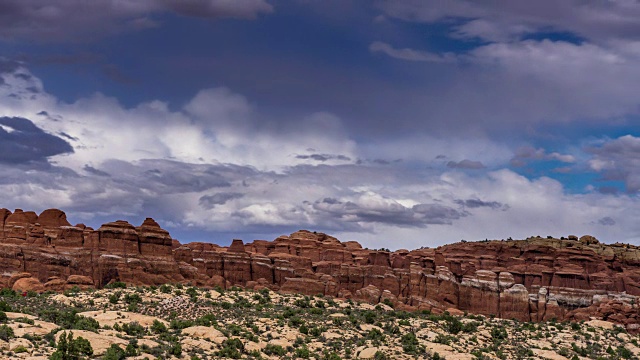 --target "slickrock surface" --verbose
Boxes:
[0,285,638,359]
[2,208,640,330]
